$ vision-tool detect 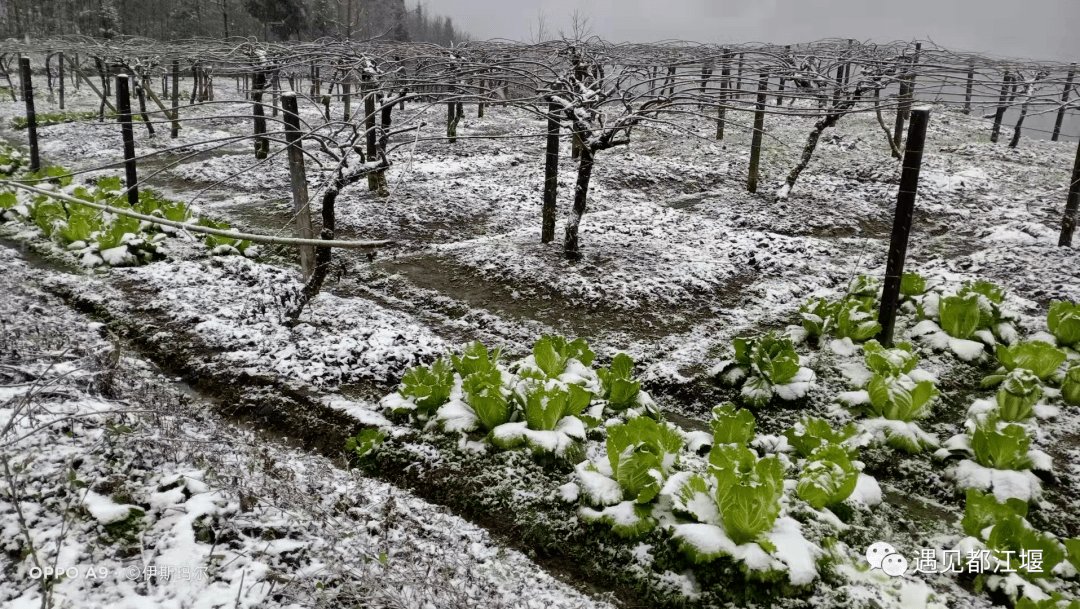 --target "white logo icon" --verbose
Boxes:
[866,541,897,570]
[881,553,908,577]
